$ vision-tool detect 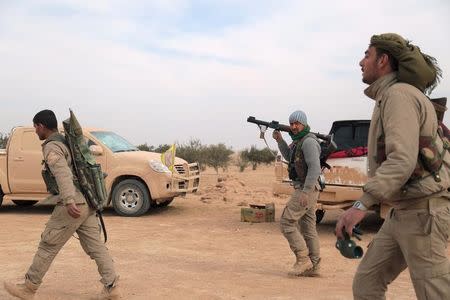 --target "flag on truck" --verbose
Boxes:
[161,144,176,172]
